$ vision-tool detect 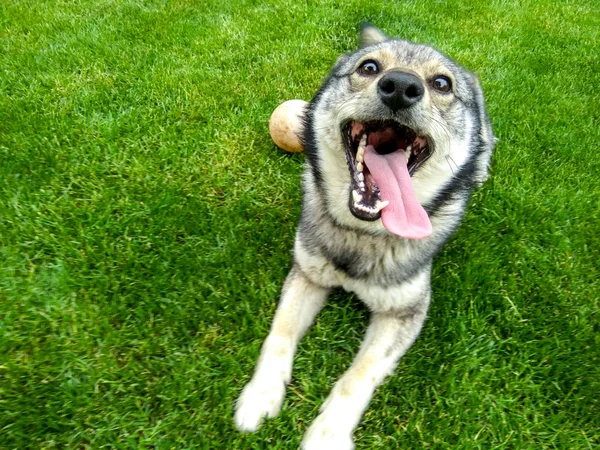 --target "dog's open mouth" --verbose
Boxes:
[343,120,433,238]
